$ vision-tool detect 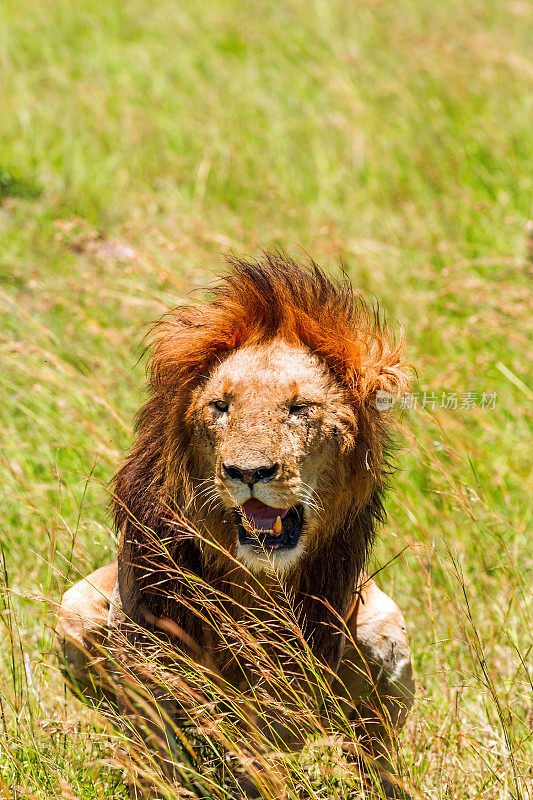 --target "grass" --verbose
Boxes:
[0,0,531,797]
